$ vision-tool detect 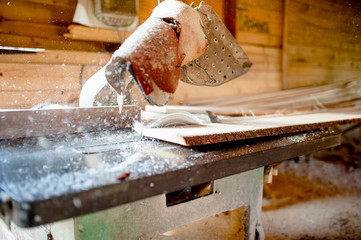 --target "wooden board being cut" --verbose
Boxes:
[135,111,361,146]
